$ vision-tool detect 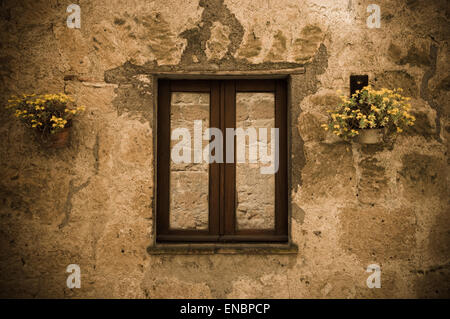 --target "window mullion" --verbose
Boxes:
[223,80,236,236]
[209,81,221,236]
